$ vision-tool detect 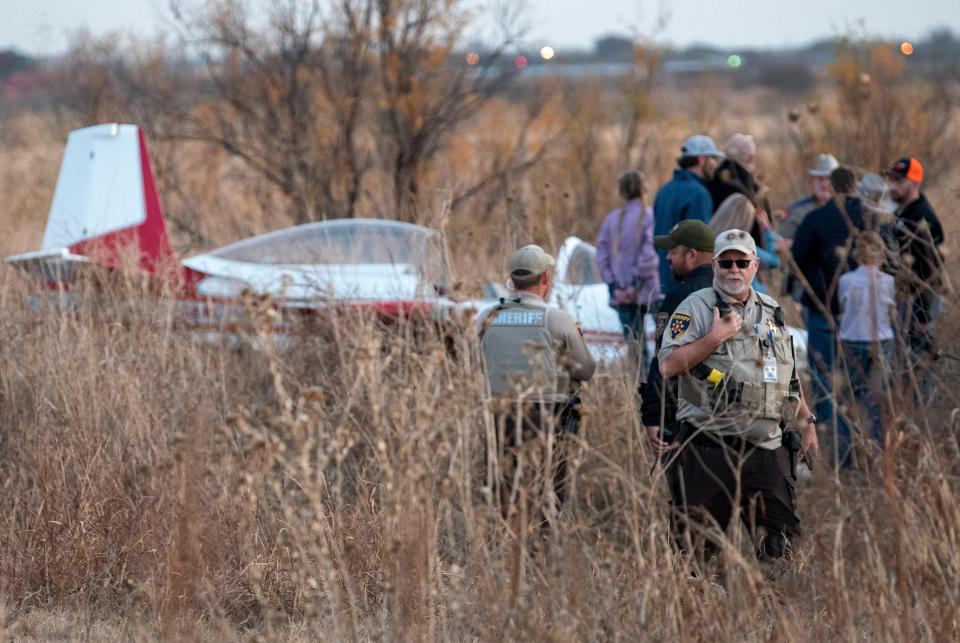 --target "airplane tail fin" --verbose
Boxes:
[6,123,179,284]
